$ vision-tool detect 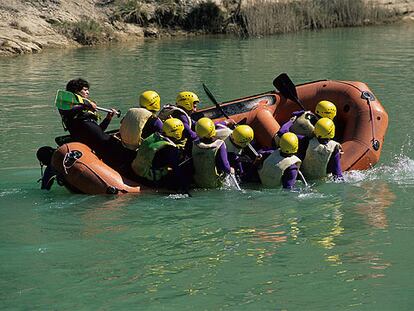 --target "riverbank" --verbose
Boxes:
[1,0,413,57]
